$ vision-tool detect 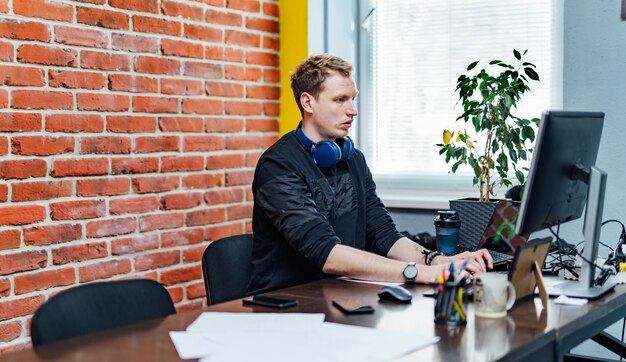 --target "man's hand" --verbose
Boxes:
[433,249,493,274]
